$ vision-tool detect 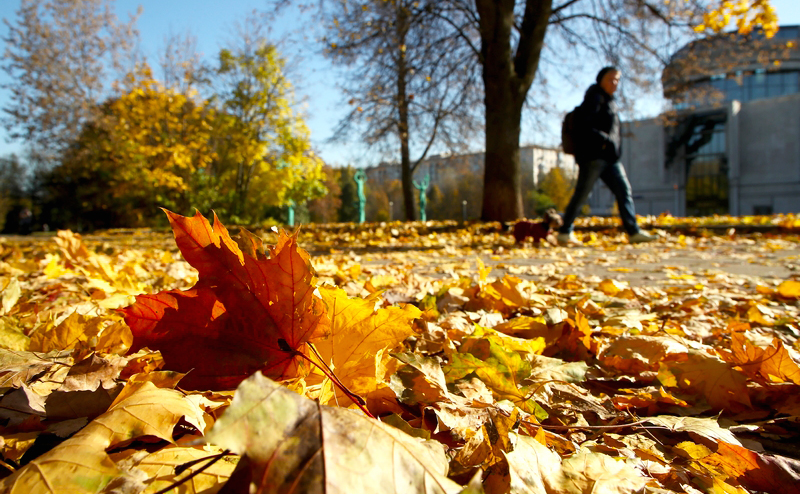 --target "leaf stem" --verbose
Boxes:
[151,449,232,494]
[280,340,376,419]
